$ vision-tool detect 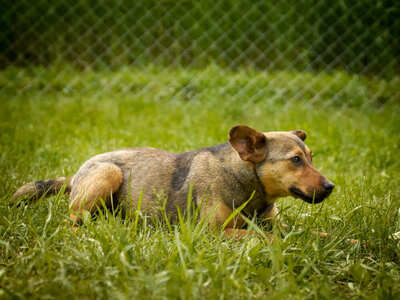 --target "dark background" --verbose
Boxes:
[2,0,399,76]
